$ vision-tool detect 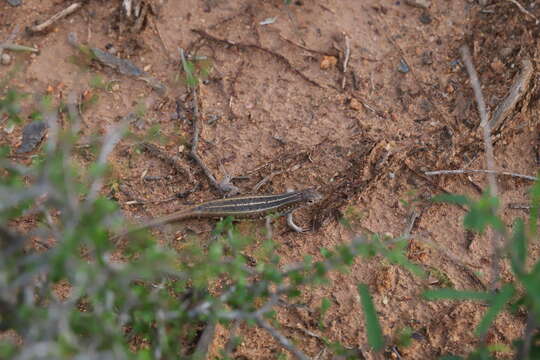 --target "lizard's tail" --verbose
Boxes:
[111,207,197,244]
